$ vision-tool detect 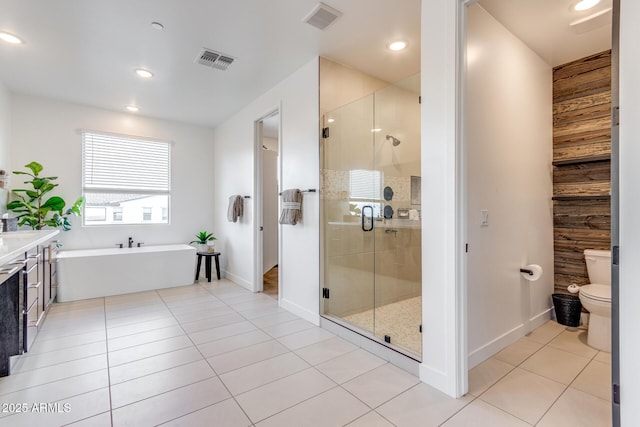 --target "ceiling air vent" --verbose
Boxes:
[303,2,342,30]
[195,48,235,71]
